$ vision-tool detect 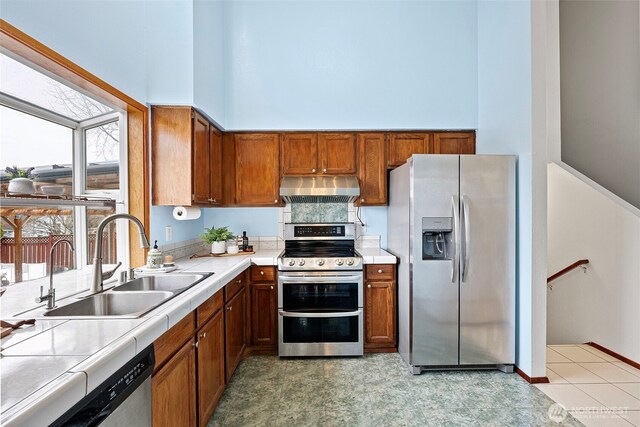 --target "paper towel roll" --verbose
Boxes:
[173,206,201,220]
